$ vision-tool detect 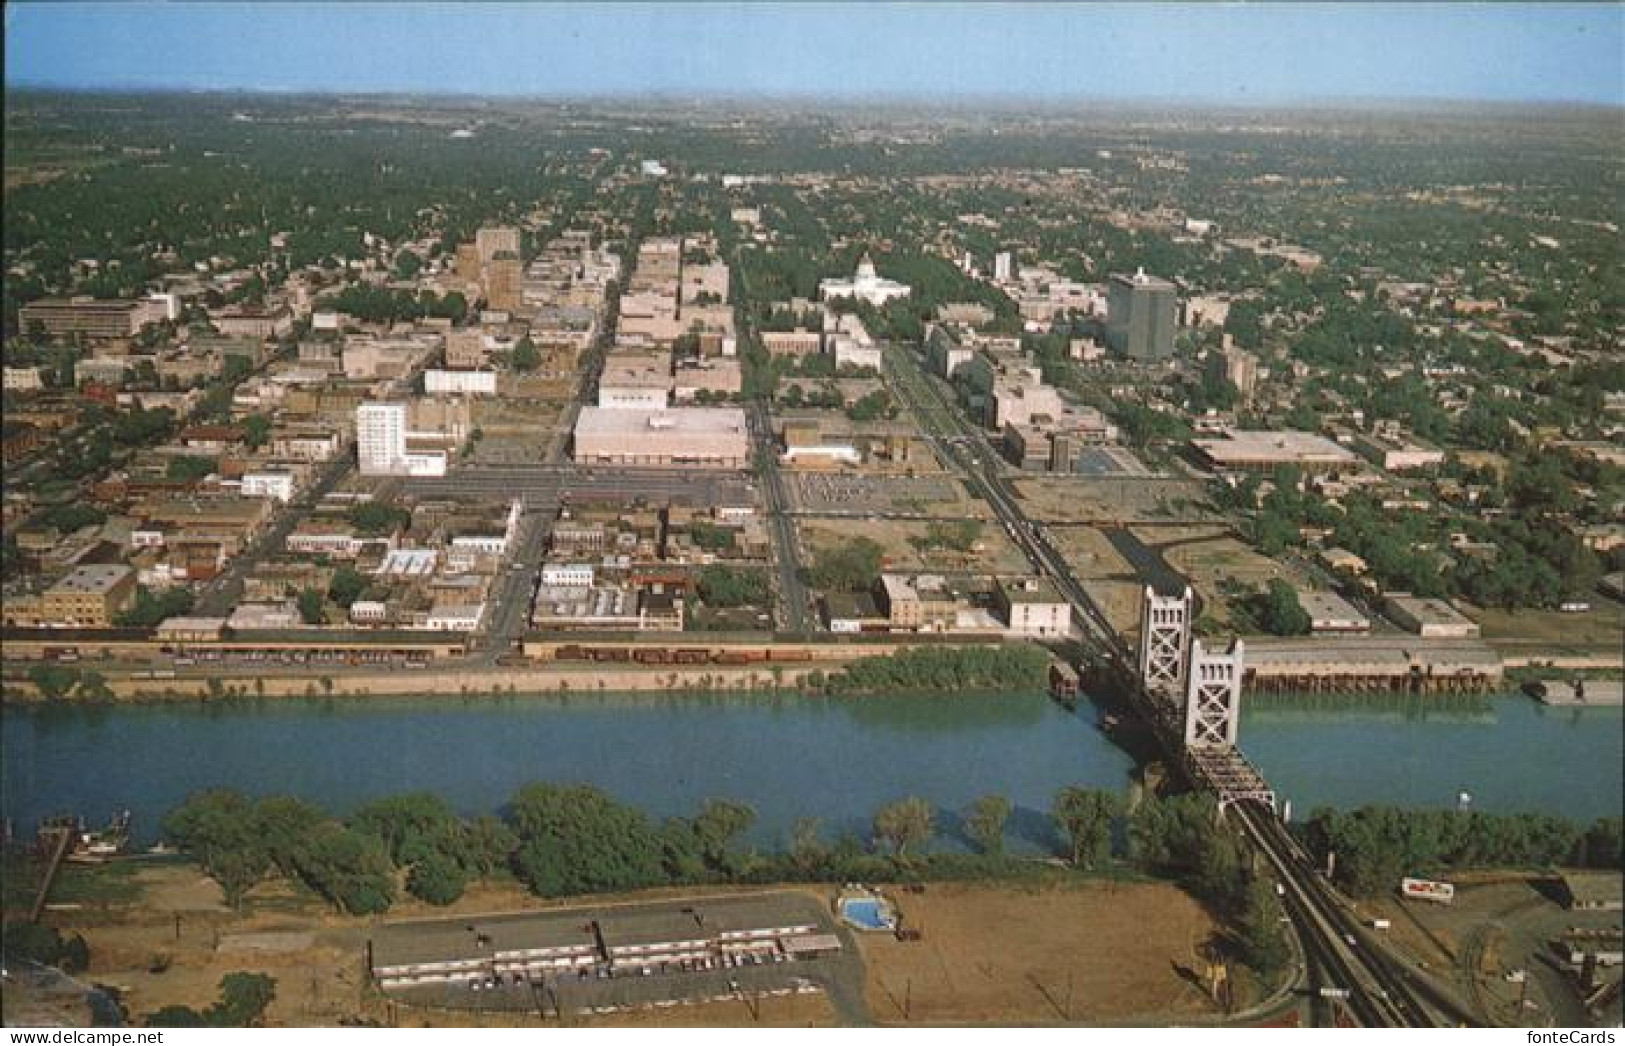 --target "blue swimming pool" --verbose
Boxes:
[840,898,891,931]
